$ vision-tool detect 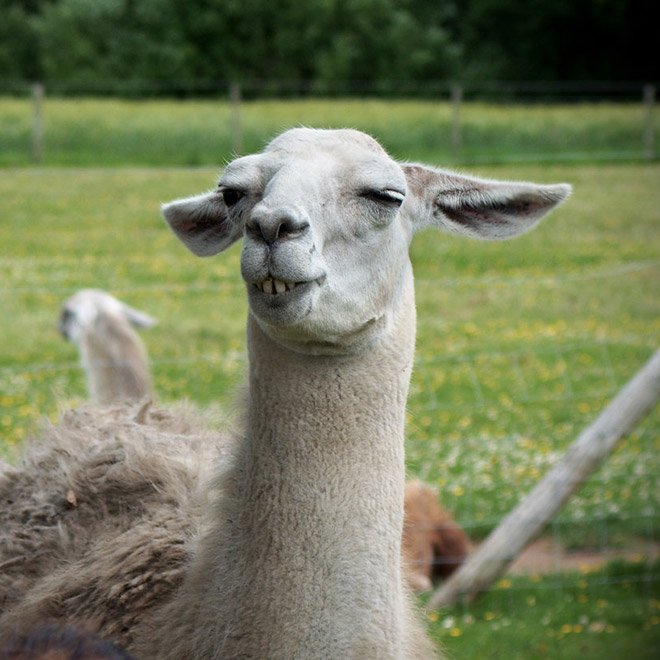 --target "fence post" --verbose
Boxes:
[229,81,242,155]
[32,82,44,165]
[428,349,660,610]
[451,84,463,160]
[643,84,655,160]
